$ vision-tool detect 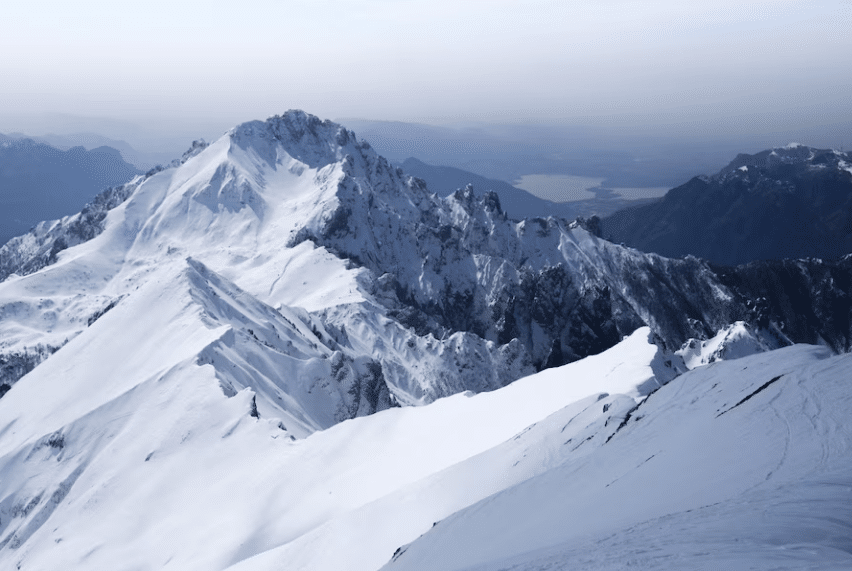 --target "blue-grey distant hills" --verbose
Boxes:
[602,145,852,266]
[0,137,142,245]
[7,131,179,171]
[399,157,657,221]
